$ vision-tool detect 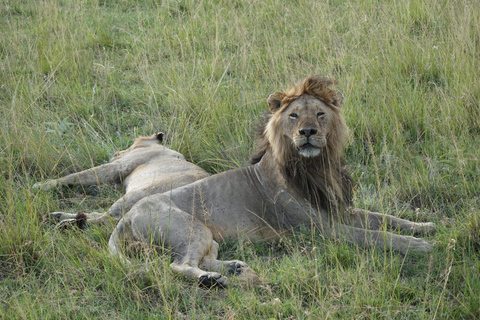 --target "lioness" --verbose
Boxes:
[108,76,435,288]
[34,133,209,226]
